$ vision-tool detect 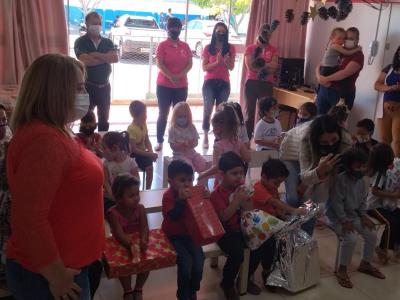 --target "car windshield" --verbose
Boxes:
[125,18,158,29]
